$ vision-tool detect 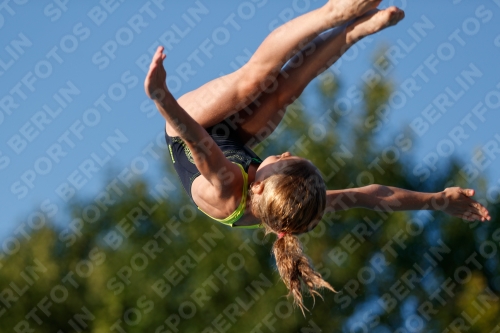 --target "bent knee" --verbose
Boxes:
[237,65,279,99]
